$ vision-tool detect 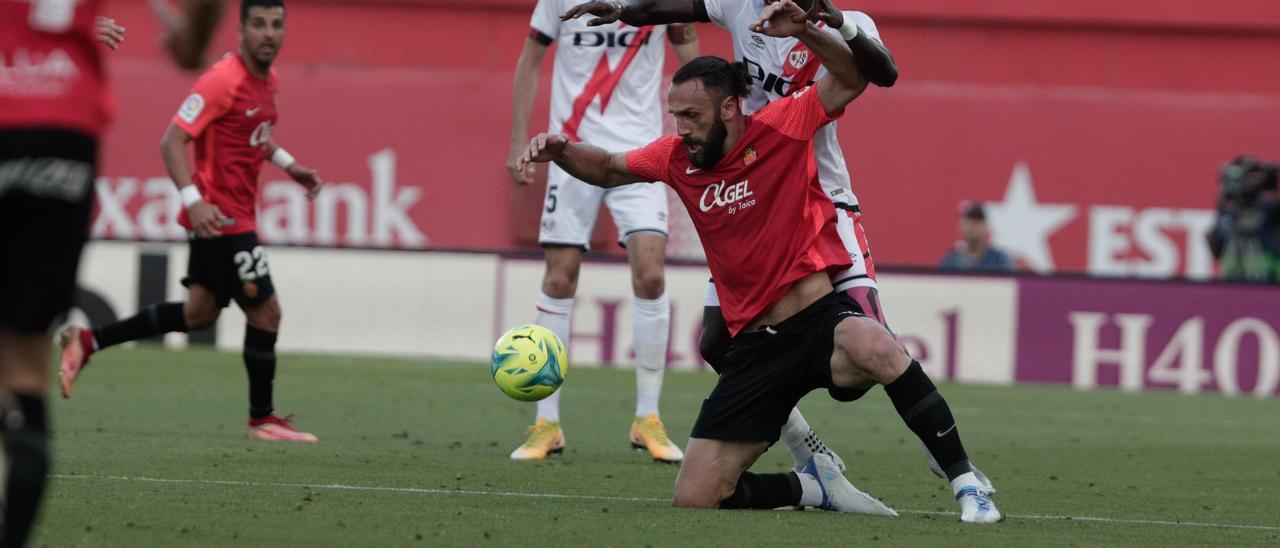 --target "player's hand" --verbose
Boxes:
[517,133,569,171]
[751,0,810,37]
[561,1,623,27]
[286,163,324,200]
[95,17,126,51]
[806,0,844,28]
[188,201,228,239]
[507,147,536,185]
